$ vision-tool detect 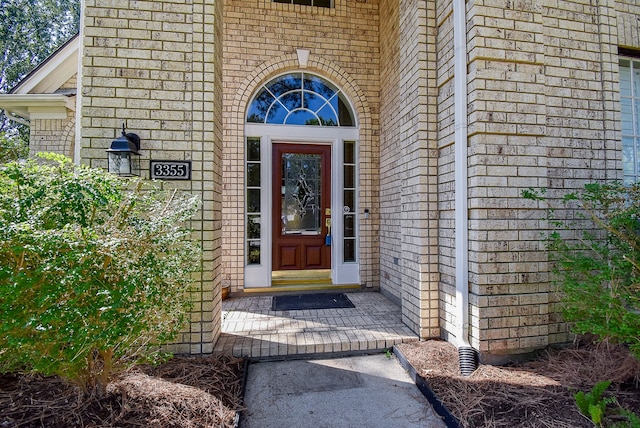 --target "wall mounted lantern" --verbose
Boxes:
[107,124,141,176]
